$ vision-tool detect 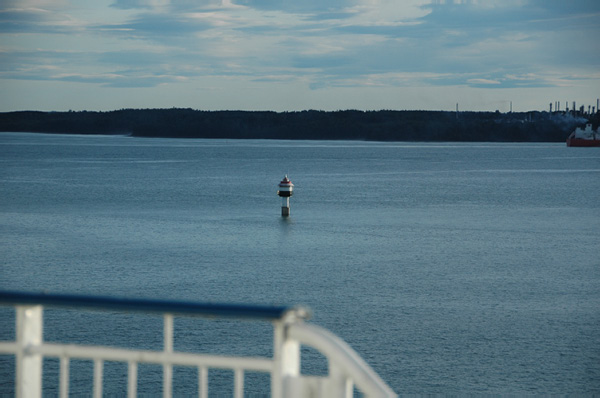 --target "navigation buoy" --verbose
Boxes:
[277,175,294,217]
